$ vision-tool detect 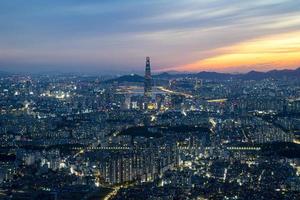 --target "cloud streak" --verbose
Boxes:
[0,0,300,73]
